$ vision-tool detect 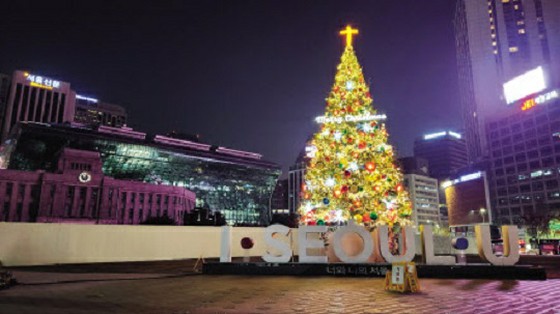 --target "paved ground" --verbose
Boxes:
[1,259,559,314]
